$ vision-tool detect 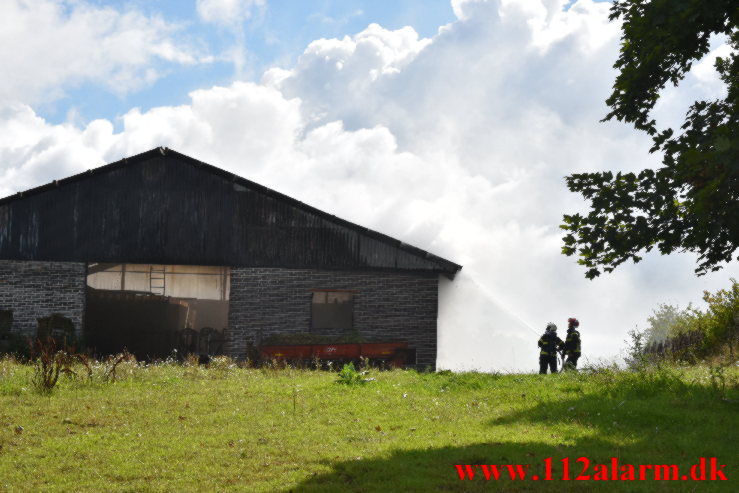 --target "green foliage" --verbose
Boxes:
[623,328,649,370]
[641,279,739,359]
[562,0,739,278]
[645,303,695,343]
[336,361,365,385]
[699,279,739,356]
